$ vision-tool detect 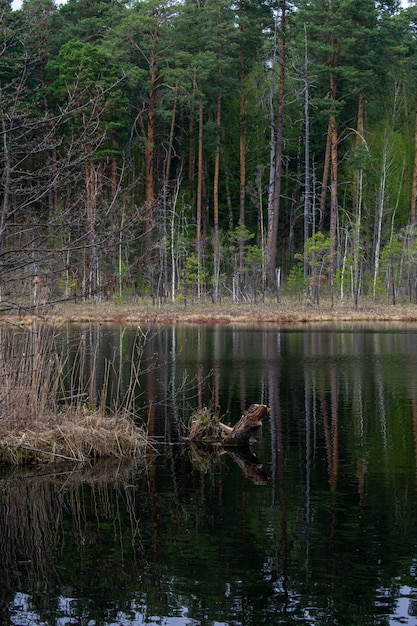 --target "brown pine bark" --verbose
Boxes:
[213,94,222,301]
[329,72,338,237]
[144,83,155,254]
[197,96,204,249]
[329,68,338,296]
[188,81,197,185]
[213,94,221,236]
[319,129,331,230]
[165,86,178,190]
